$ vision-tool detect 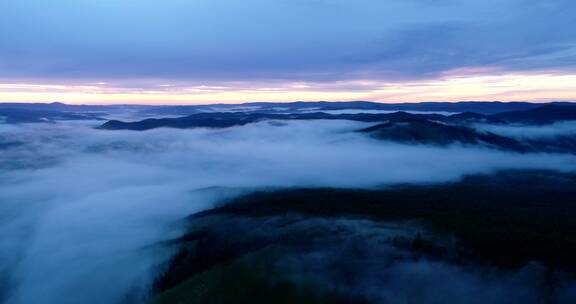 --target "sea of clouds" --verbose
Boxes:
[1,119,576,303]
[474,121,576,139]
